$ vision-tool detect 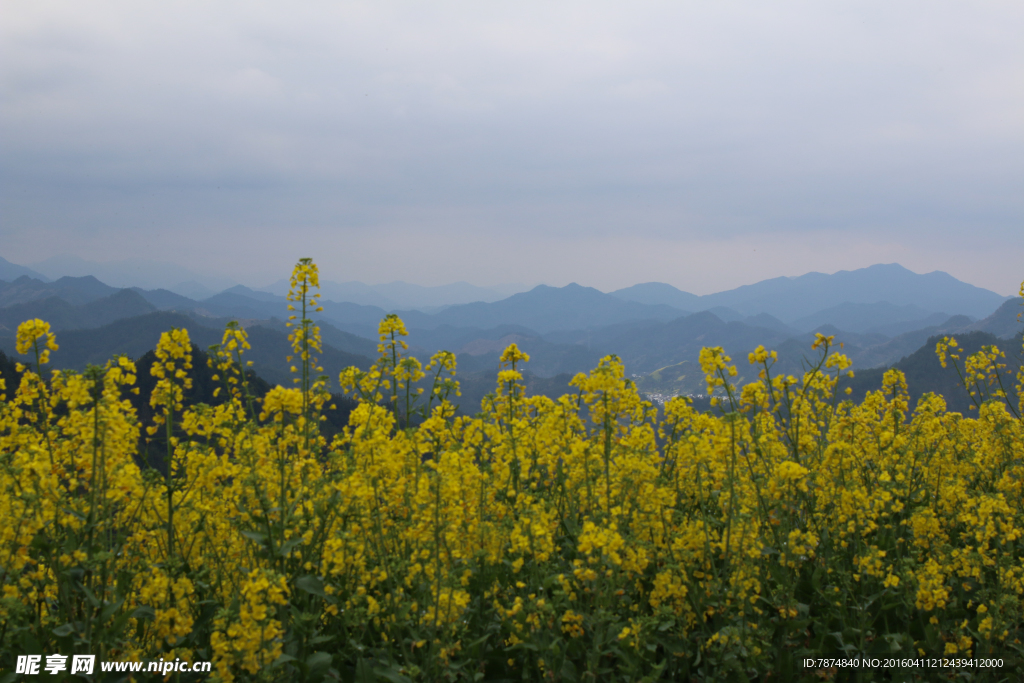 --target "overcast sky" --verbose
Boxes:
[2,1,1022,294]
